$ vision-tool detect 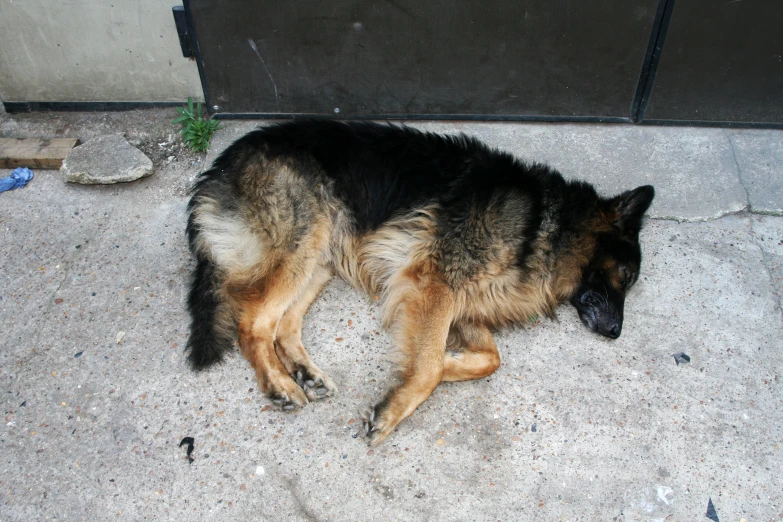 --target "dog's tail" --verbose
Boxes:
[184,178,237,370]
[185,251,235,370]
